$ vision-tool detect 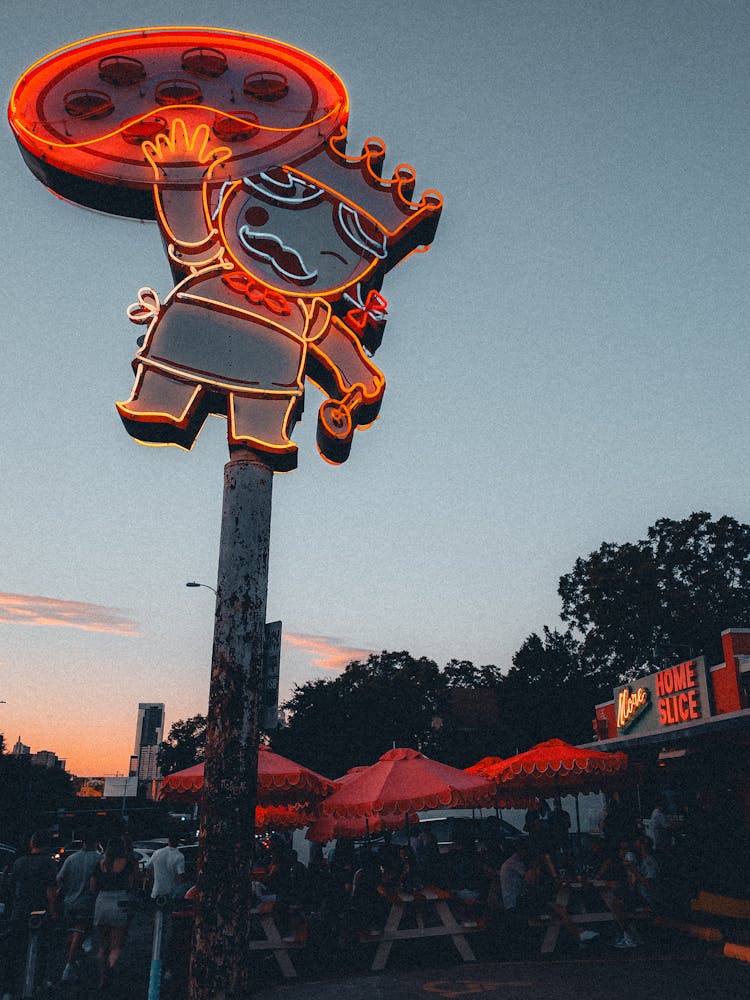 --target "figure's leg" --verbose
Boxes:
[227,392,299,472]
[107,926,127,971]
[117,365,200,424]
[97,926,110,988]
[116,365,207,448]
